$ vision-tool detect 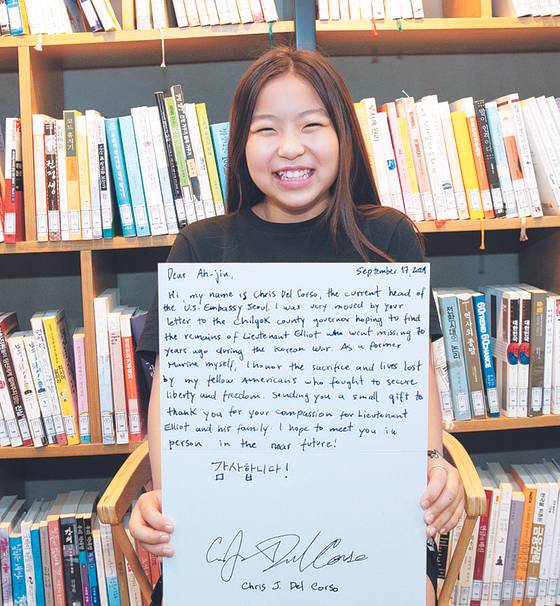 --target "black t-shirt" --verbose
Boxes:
[138,206,441,353]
